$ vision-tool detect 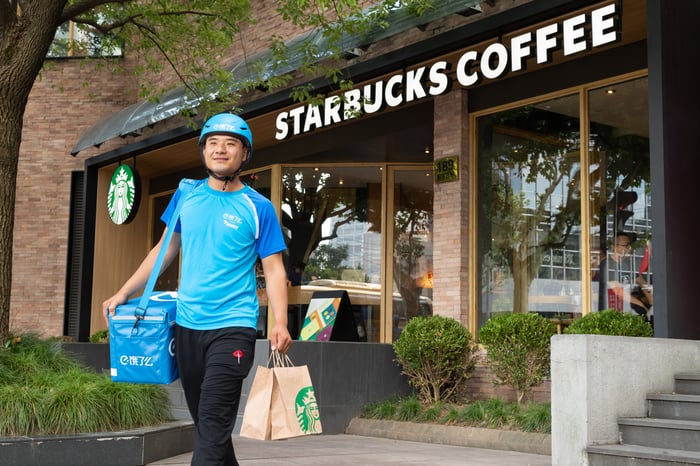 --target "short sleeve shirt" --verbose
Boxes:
[161,180,286,330]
